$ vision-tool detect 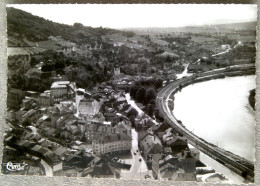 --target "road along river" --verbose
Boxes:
[173,75,255,162]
